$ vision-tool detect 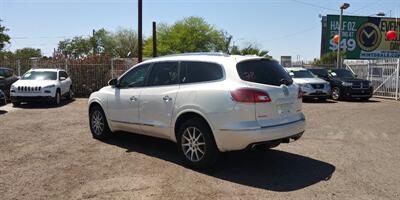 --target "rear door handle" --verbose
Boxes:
[130,96,138,102]
[162,95,172,102]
